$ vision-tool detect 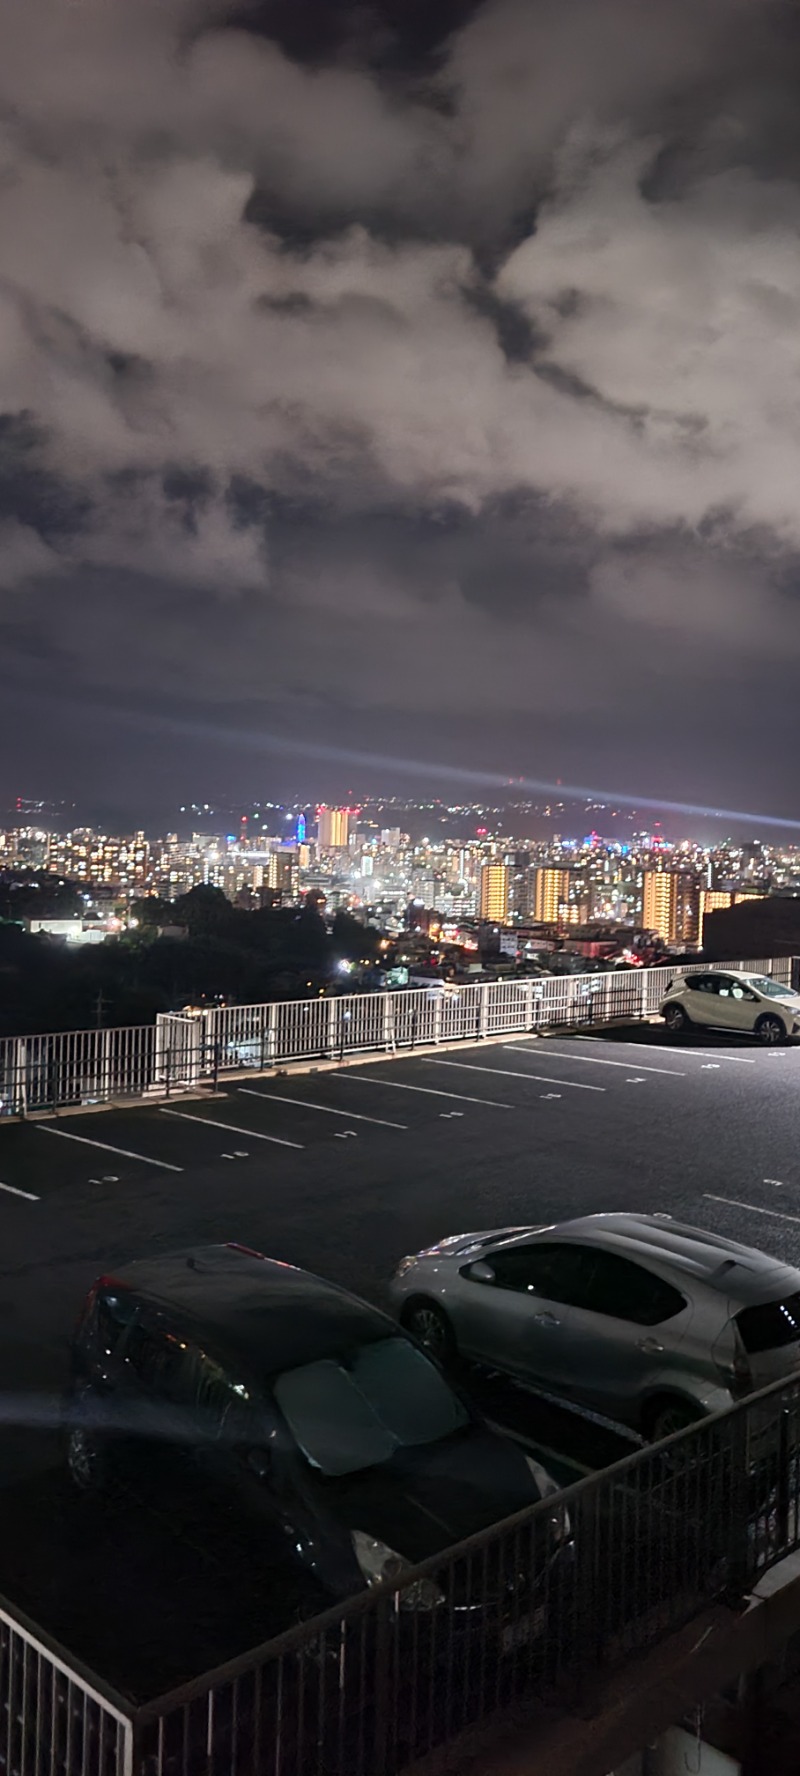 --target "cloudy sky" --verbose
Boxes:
[2,0,800,824]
